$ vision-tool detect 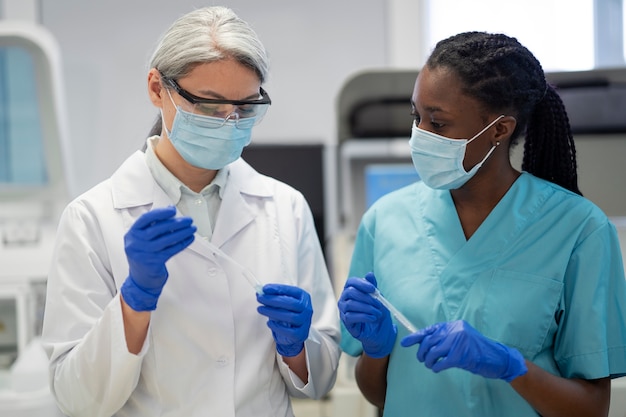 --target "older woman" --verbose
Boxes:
[42,7,340,417]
